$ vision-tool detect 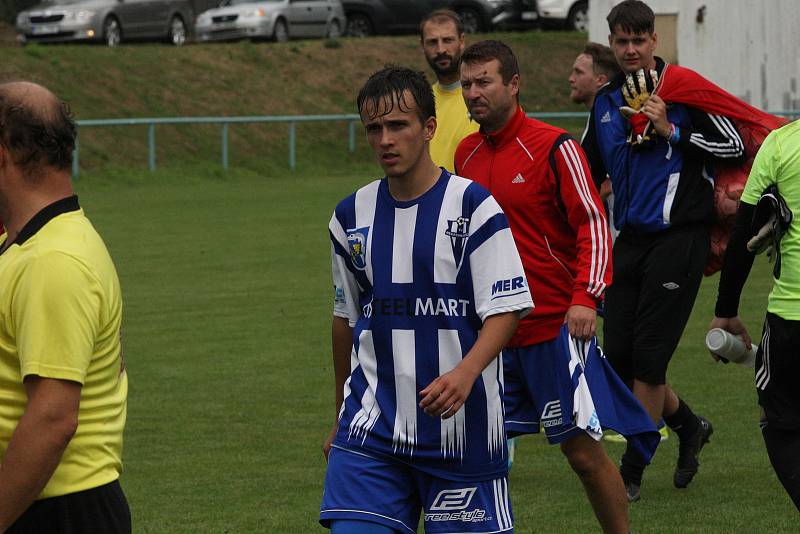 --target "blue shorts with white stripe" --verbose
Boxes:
[321,447,513,533]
